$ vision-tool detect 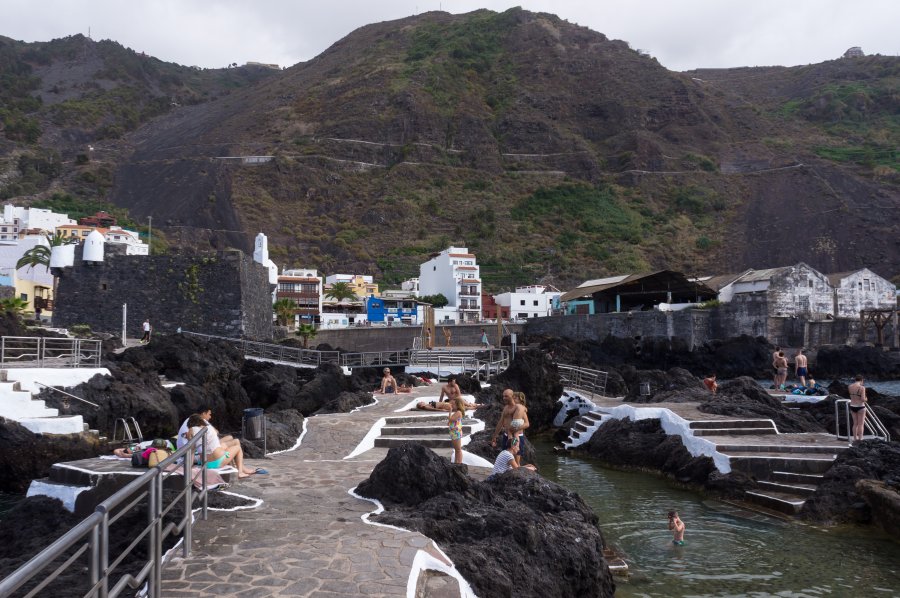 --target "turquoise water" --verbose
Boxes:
[753,379,900,395]
[533,443,900,597]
